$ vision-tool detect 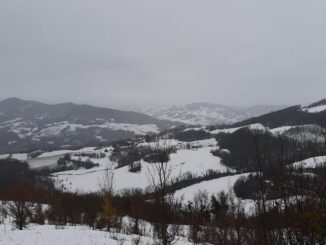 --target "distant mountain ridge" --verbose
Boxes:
[231,99,326,129]
[307,99,326,108]
[143,102,284,126]
[0,98,179,153]
[2,98,323,154]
